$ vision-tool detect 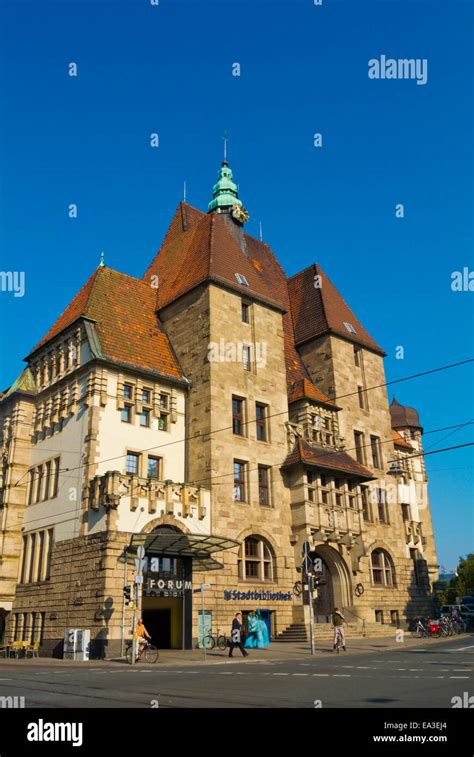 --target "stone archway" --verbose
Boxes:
[312,544,352,620]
